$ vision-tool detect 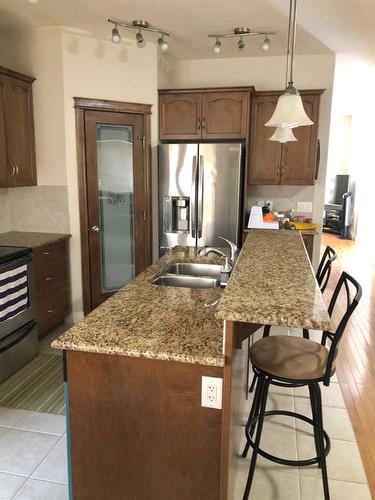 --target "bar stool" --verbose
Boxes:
[246,245,337,396]
[241,271,362,500]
